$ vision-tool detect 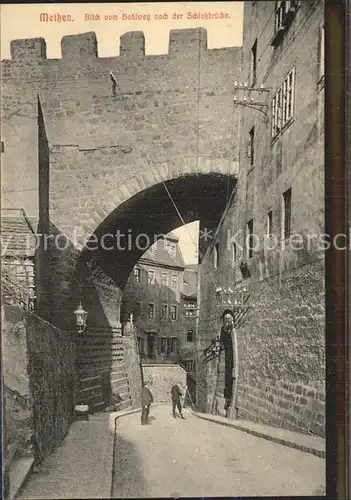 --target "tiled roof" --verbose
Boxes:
[165,232,179,242]
[1,215,37,258]
[140,236,185,269]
